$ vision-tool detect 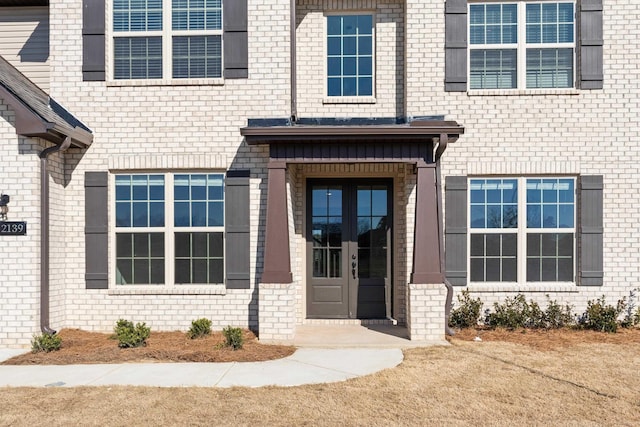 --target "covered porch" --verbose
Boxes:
[241,117,464,342]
